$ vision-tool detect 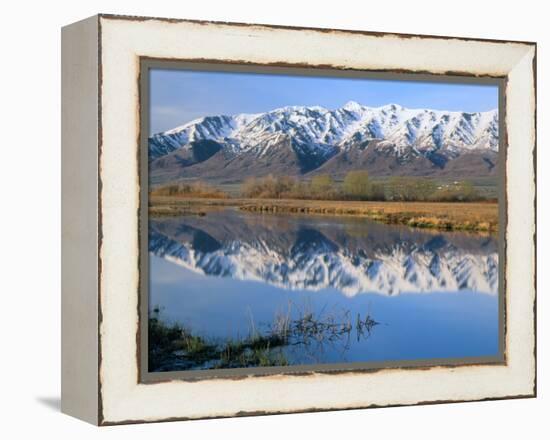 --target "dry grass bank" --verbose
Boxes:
[149,196,498,232]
